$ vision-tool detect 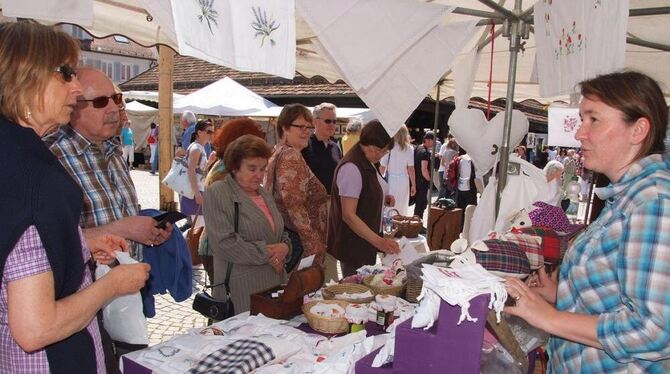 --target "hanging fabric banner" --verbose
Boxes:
[547,107,581,147]
[534,0,629,97]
